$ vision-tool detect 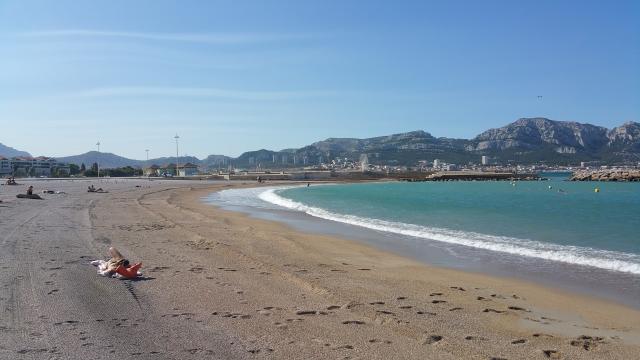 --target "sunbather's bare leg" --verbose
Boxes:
[108,247,124,261]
